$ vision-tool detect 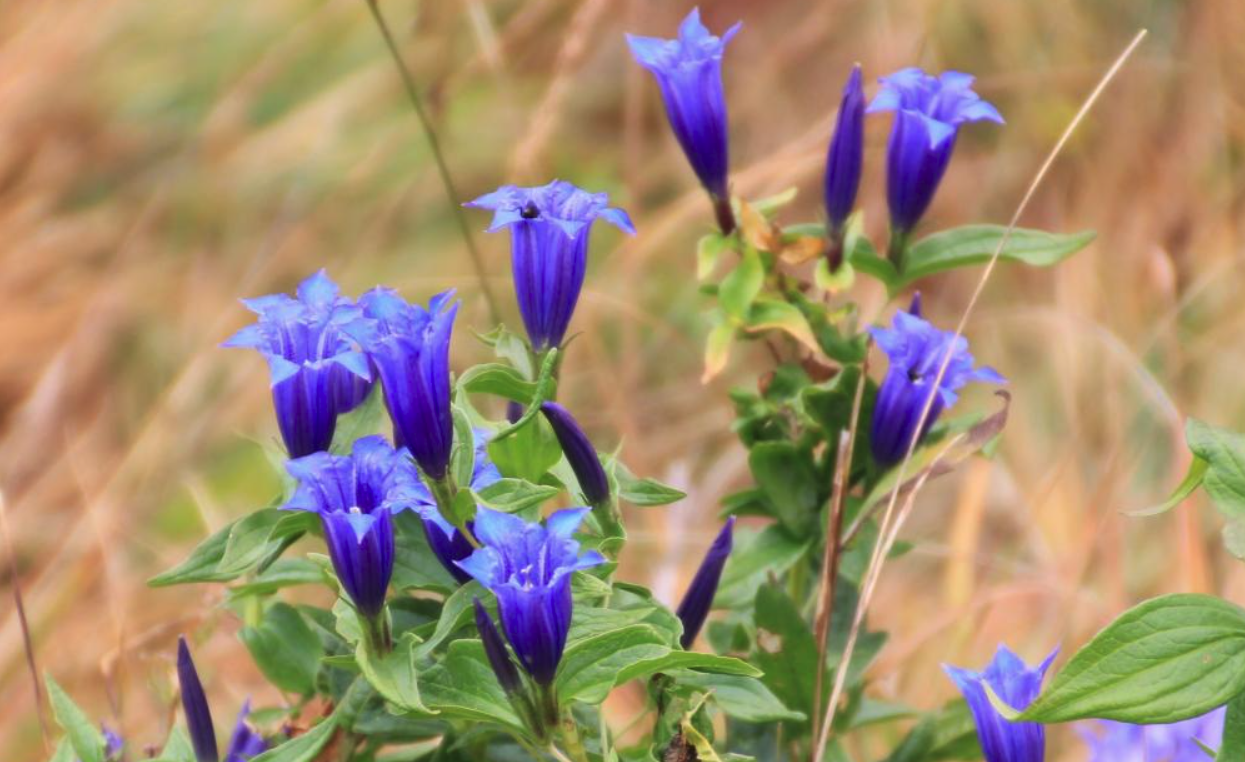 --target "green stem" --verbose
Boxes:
[557,705,590,762]
[886,227,910,270]
[363,610,392,656]
[364,0,501,325]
